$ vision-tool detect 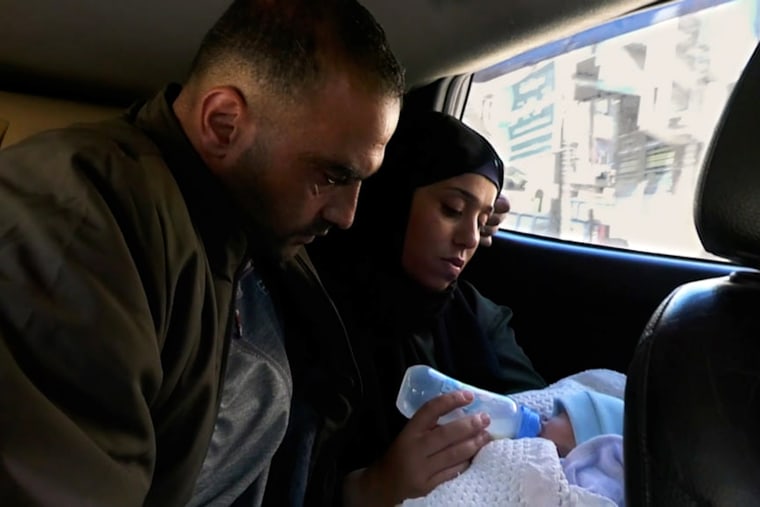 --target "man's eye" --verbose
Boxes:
[325,173,349,186]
